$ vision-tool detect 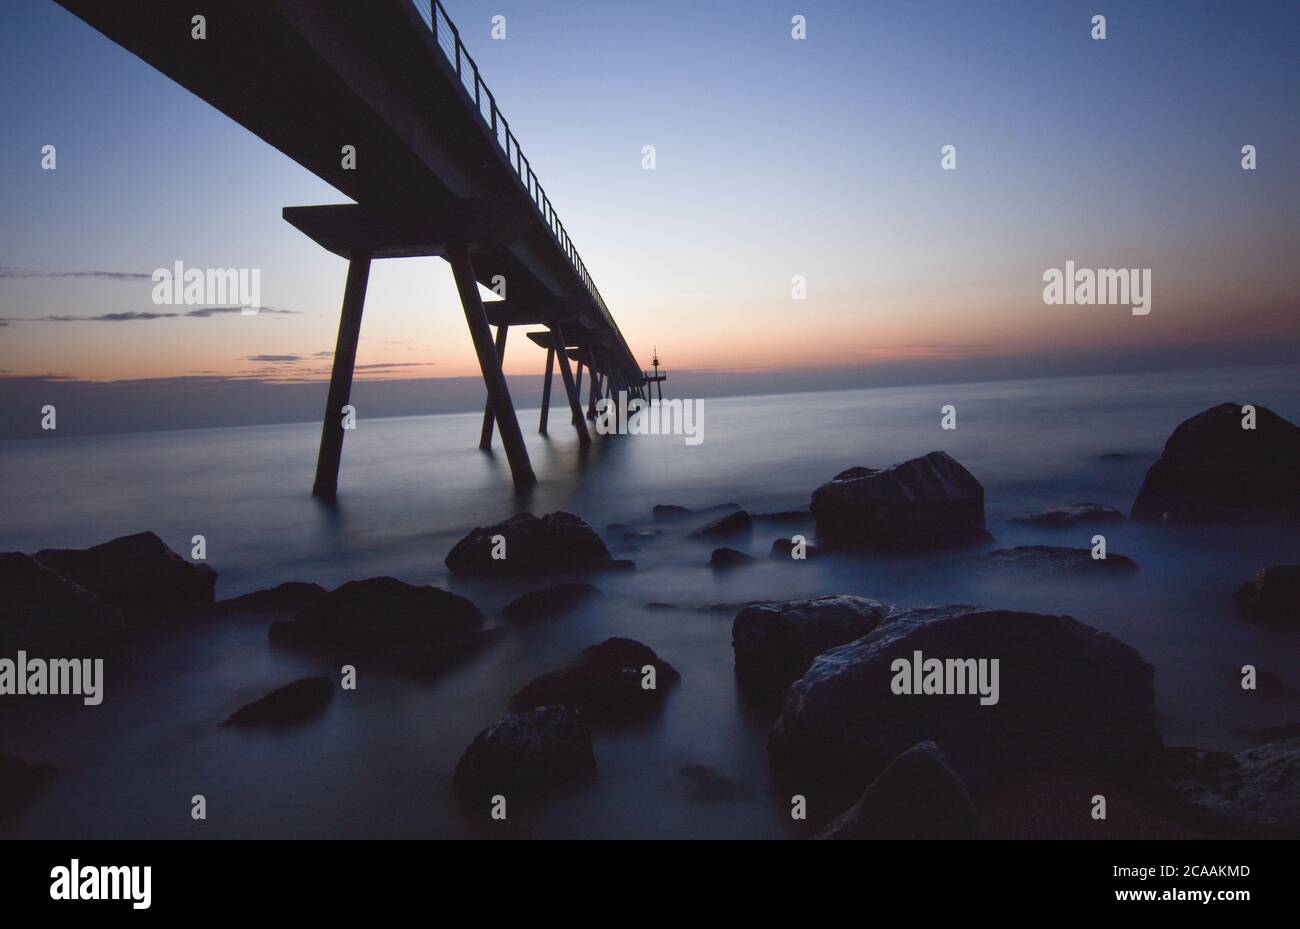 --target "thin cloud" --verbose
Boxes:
[0,267,152,281]
[1,307,301,323]
[245,354,304,363]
